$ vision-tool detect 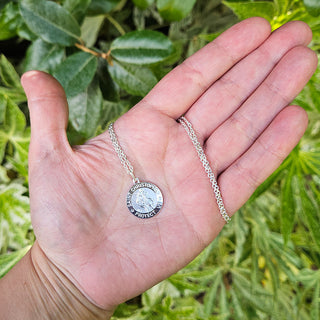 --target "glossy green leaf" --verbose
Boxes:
[0,2,21,40]
[157,0,196,21]
[63,0,91,22]
[132,0,154,10]
[20,0,81,46]
[87,0,122,15]
[223,1,276,21]
[23,38,65,73]
[304,0,320,17]
[0,54,21,88]
[53,52,98,97]
[0,246,31,278]
[280,164,296,244]
[97,59,119,102]
[110,30,173,65]
[68,76,103,138]
[108,60,157,96]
